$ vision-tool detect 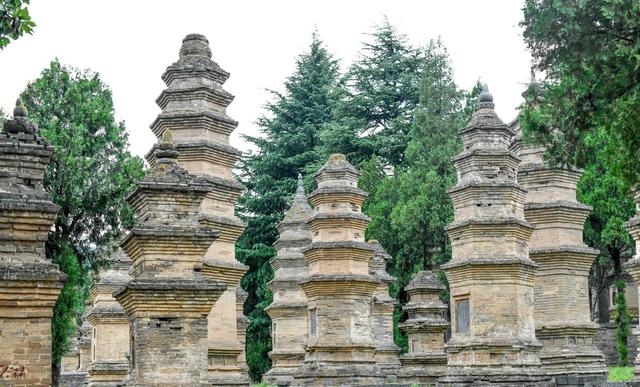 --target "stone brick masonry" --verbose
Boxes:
[0,100,66,387]
[147,33,249,387]
[440,86,551,386]
[264,174,313,387]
